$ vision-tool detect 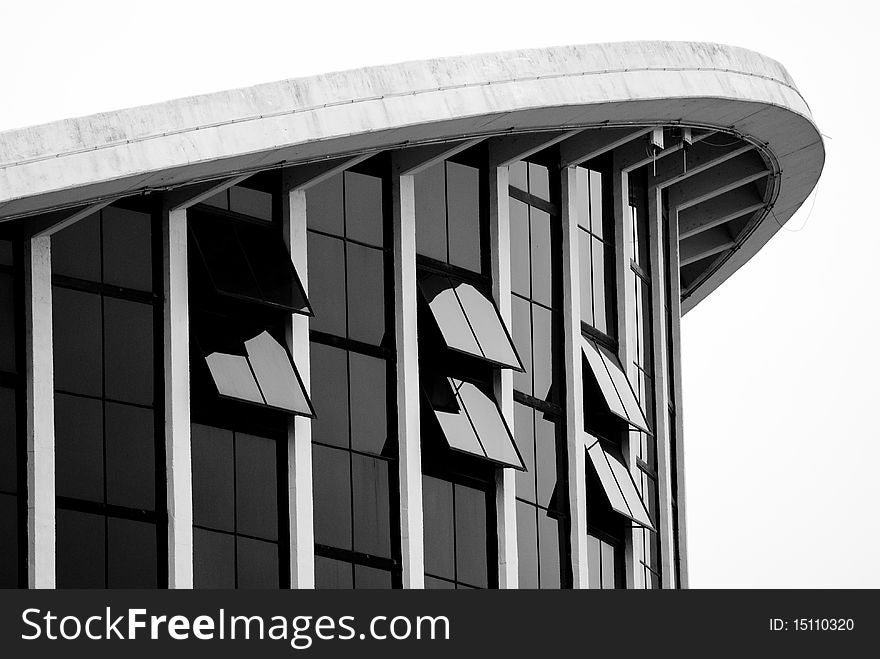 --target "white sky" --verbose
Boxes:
[2,0,875,588]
